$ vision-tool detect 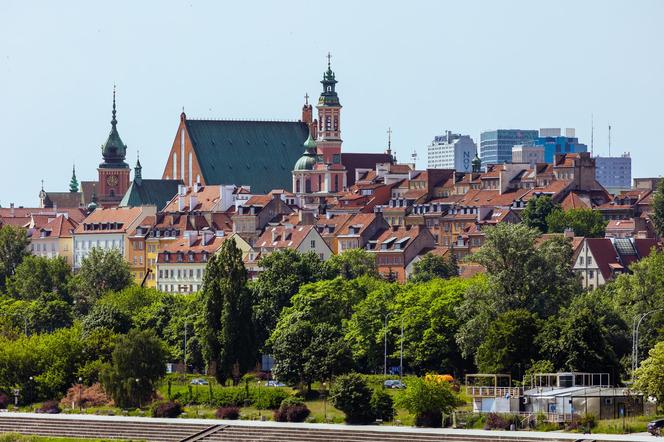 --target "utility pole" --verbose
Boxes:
[608,124,612,157]
[383,312,393,376]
